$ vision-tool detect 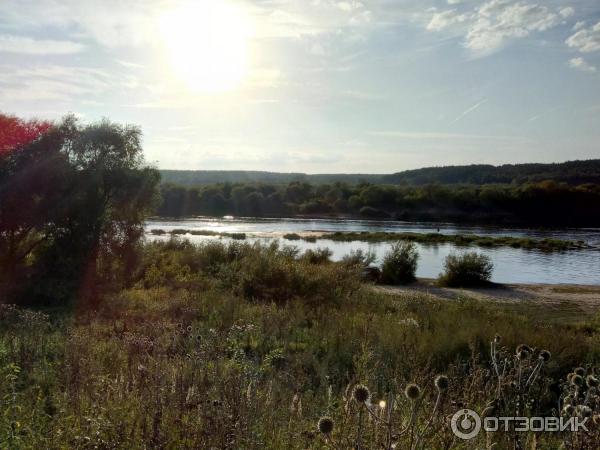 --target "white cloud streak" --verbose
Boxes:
[0,35,84,54]
[450,99,487,123]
